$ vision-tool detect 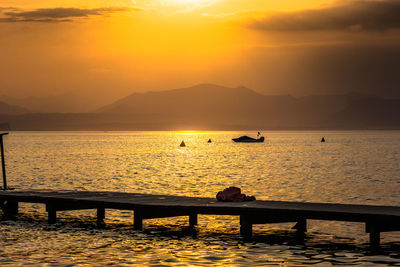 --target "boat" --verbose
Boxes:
[232,136,264,143]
